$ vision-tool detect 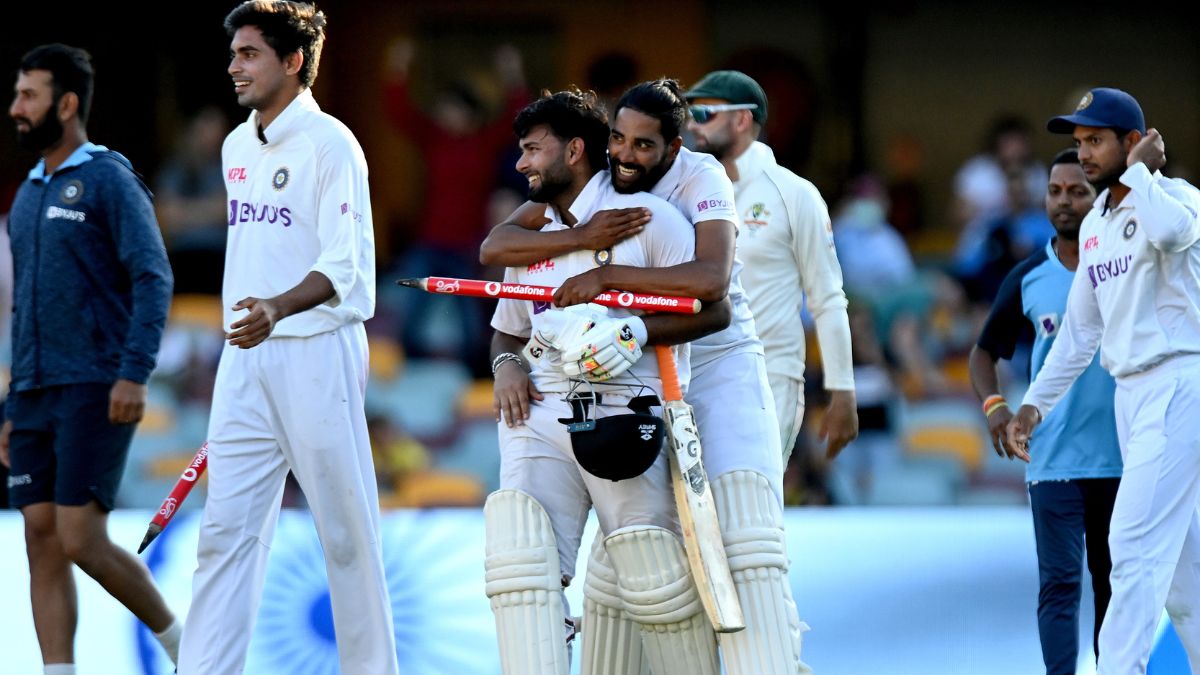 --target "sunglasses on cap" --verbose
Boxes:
[688,103,758,124]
